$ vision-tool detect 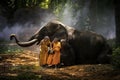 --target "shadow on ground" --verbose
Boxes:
[0,50,120,80]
